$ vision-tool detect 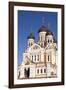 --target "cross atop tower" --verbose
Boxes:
[42,17,45,25]
[30,24,32,33]
[48,22,51,30]
[30,19,33,33]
